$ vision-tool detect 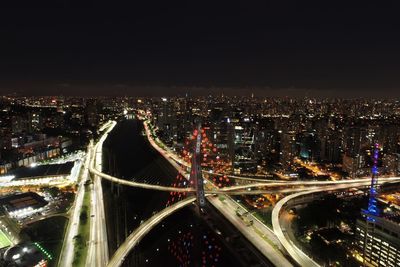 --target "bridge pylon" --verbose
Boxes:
[189,123,206,210]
